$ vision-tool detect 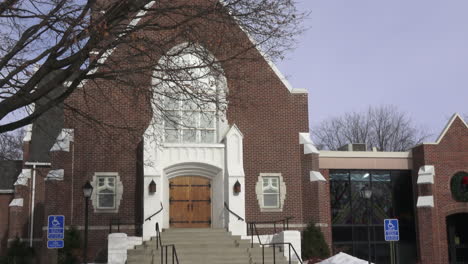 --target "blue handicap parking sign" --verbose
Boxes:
[47,215,65,240]
[47,240,64,249]
[384,219,399,241]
